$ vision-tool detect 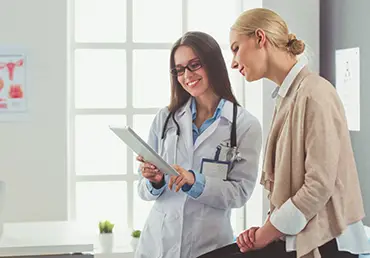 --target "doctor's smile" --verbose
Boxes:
[186,78,201,88]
